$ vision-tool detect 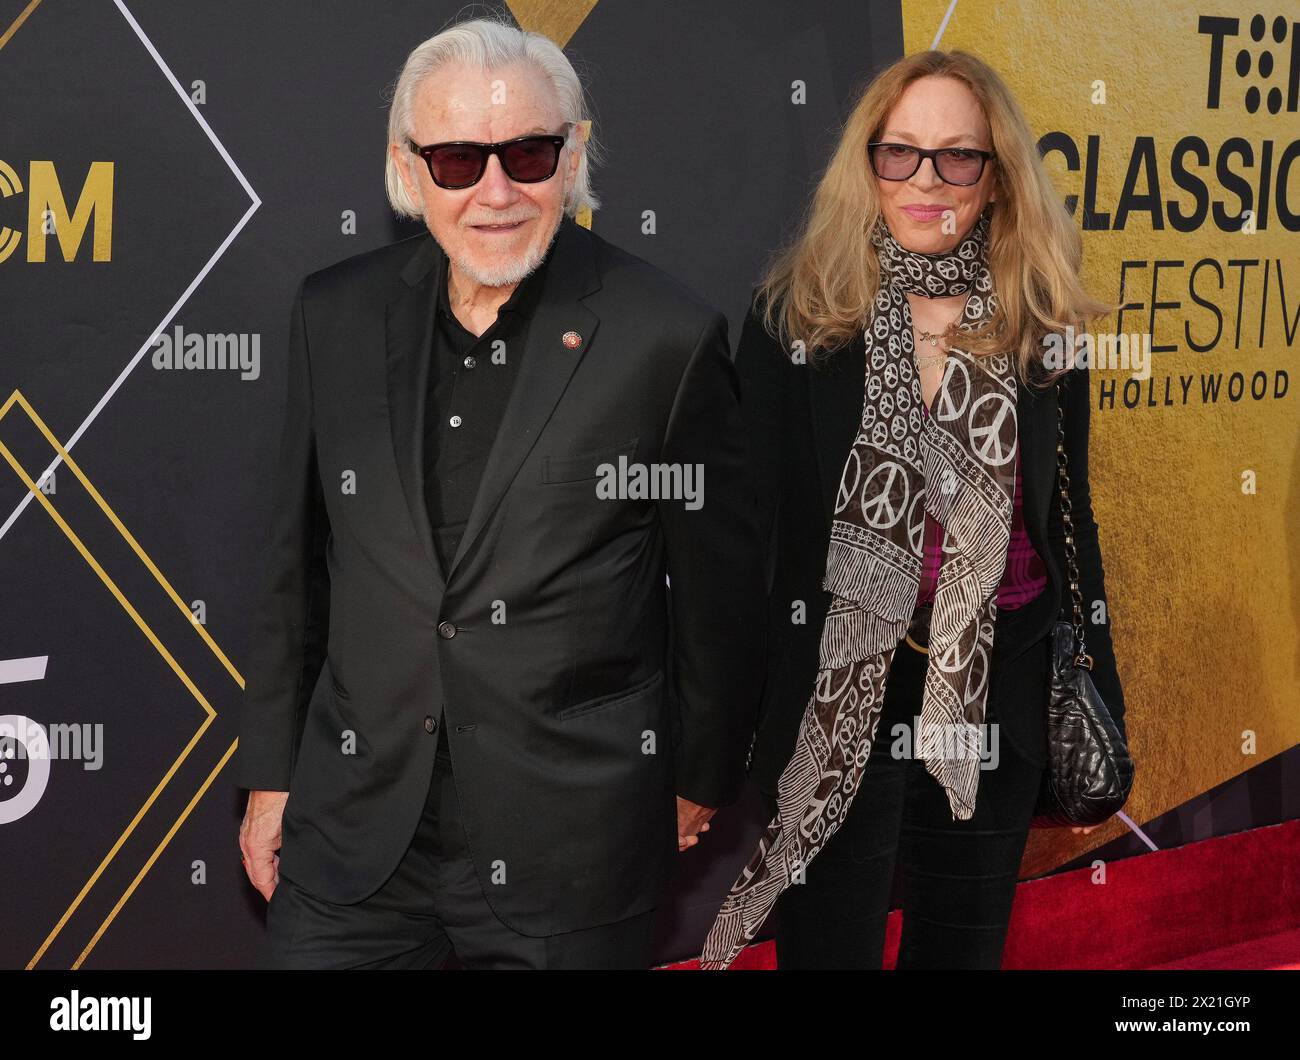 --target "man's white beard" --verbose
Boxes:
[450,212,563,288]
